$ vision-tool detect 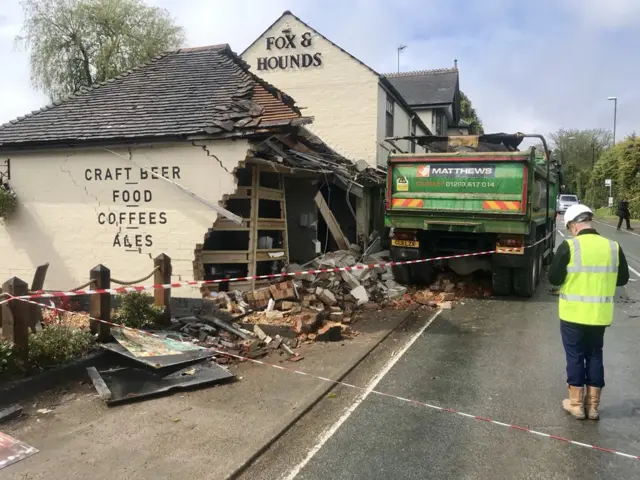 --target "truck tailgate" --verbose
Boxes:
[390,160,526,214]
